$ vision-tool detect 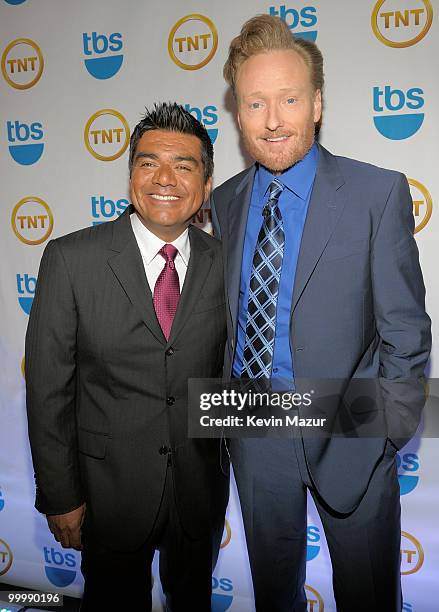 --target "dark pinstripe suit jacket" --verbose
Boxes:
[25,205,229,551]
